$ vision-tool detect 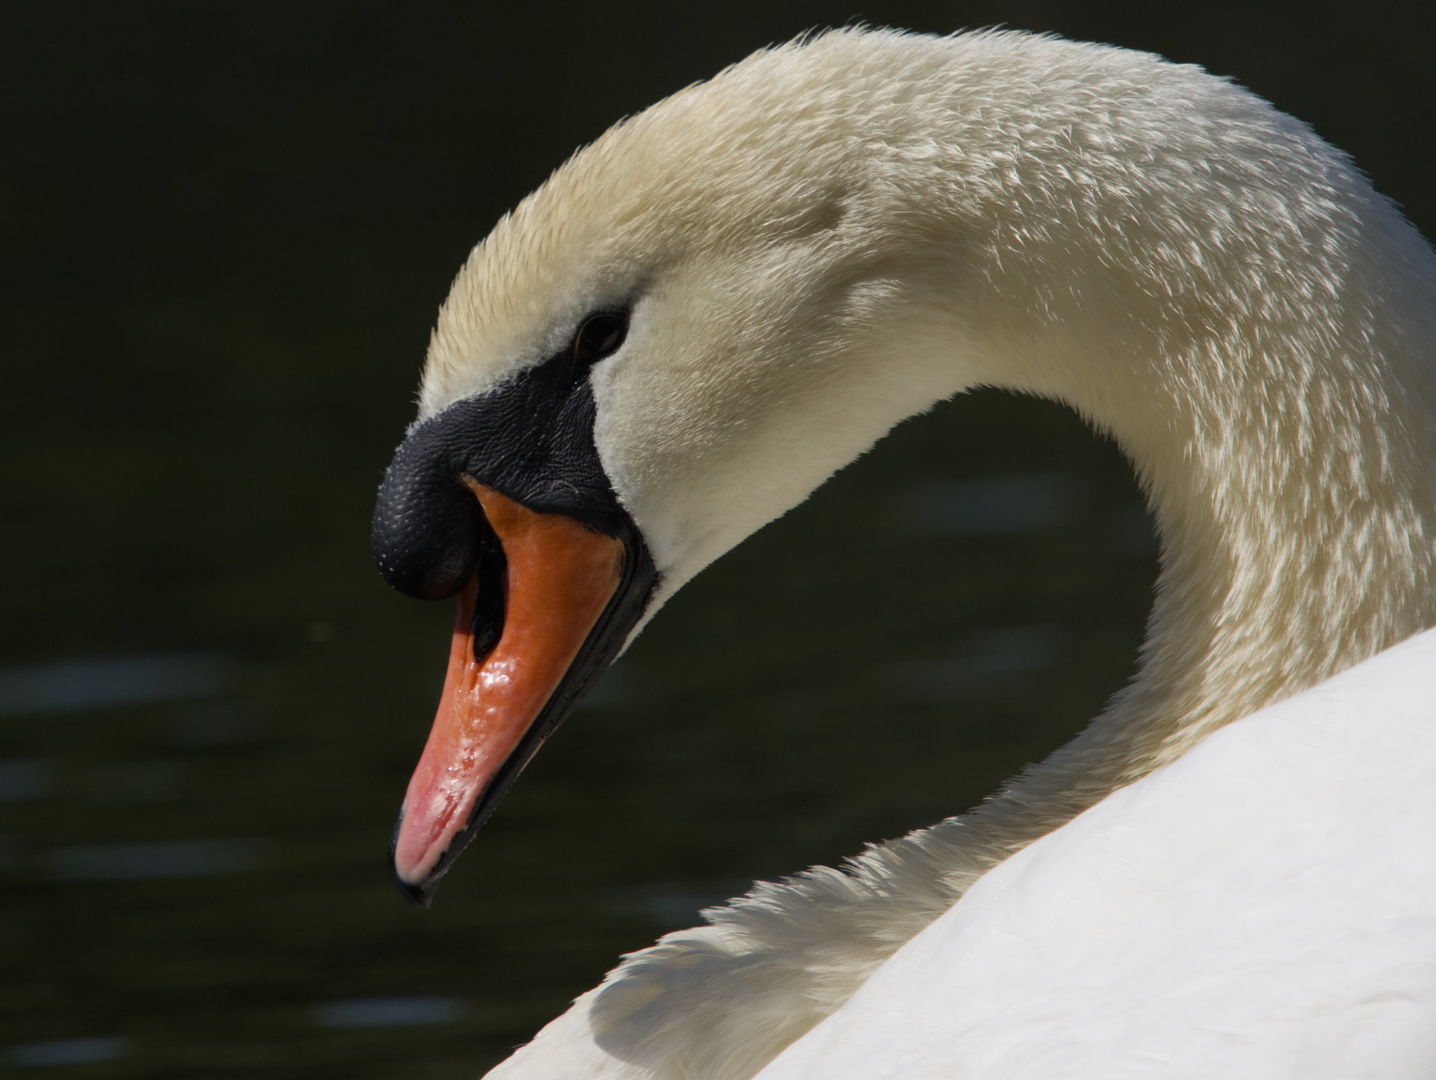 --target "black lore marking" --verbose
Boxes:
[372,316,633,599]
